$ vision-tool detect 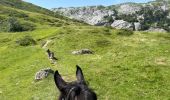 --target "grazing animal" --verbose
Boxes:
[47,49,51,58]
[46,49,58,60]
[54,65,97,100]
